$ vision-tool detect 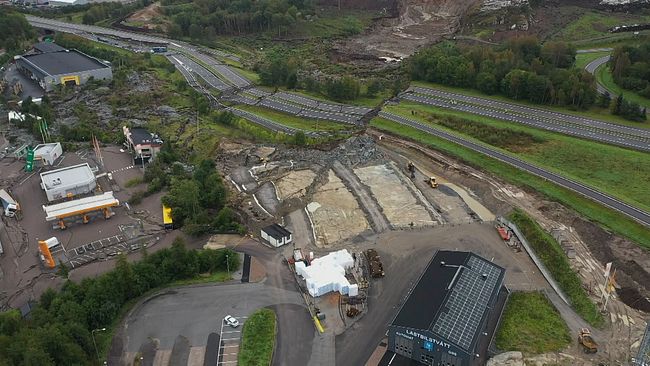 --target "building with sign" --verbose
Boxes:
[15,46,112,92]
[123,126,164,165]
[384,251,508,366]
